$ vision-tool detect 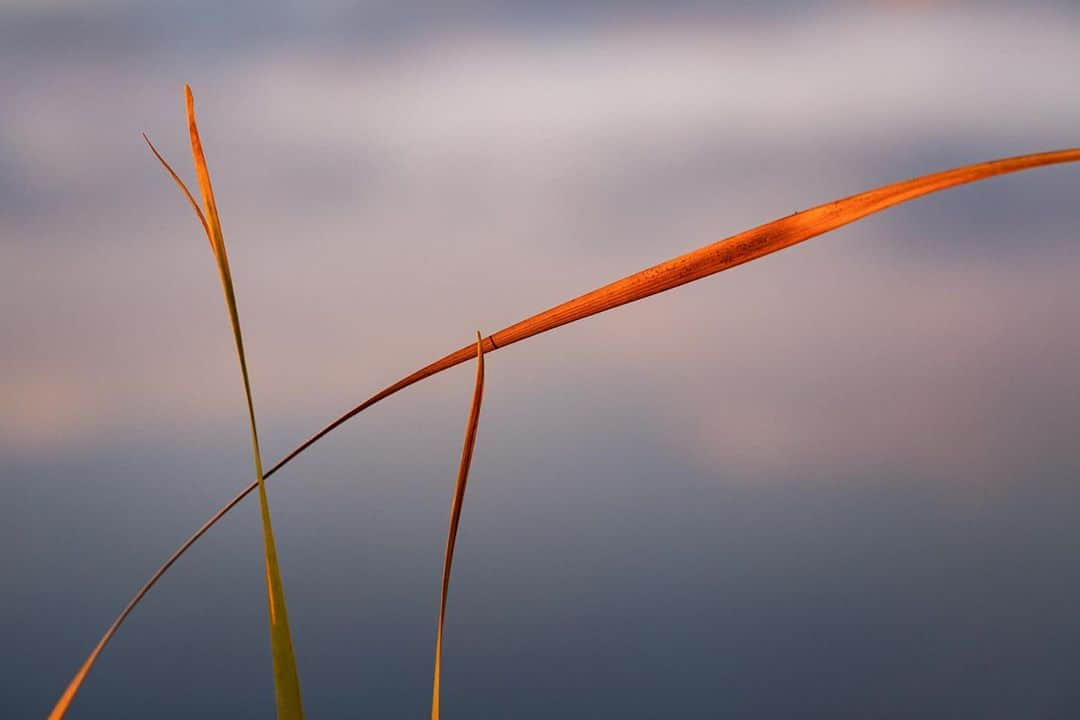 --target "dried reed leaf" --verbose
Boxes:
[276,150,1080,459]
[184,85,306,720]
[53,145,1079,714]
[432,332,486,720]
